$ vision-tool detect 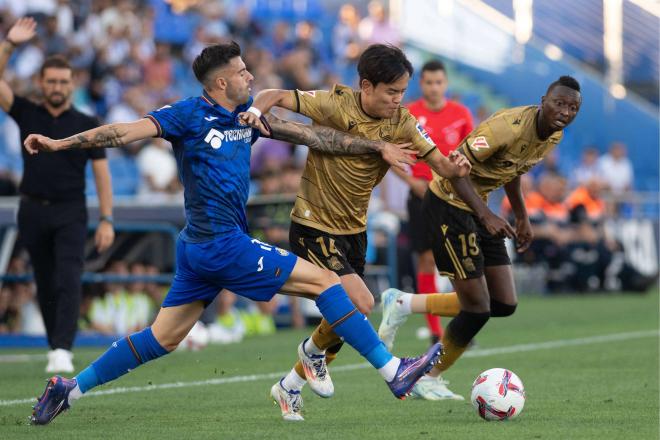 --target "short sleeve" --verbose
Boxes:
[146,101,189,142]
[400,114,437,158]
[292,89,337,124]
[8,95,38,126]
[460,114,511,163]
